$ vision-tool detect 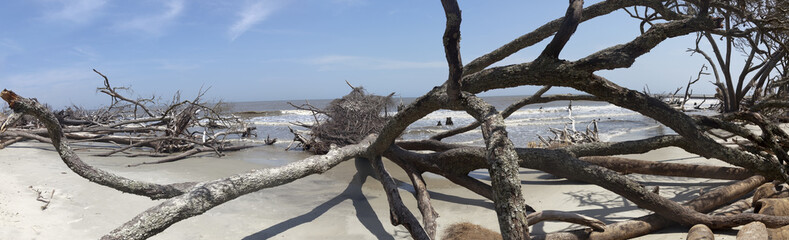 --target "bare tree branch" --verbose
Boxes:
[102,135,376,240]
[441,0,463,102]
[536,175,767,239]
[462,0,671,75]
[94,69,155,118]
[1,89,196,200]
[370,155,430,240]
[461,93,530,239]
[538,0,584,60]
[580,156,754,180]
[526,210,605,232]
